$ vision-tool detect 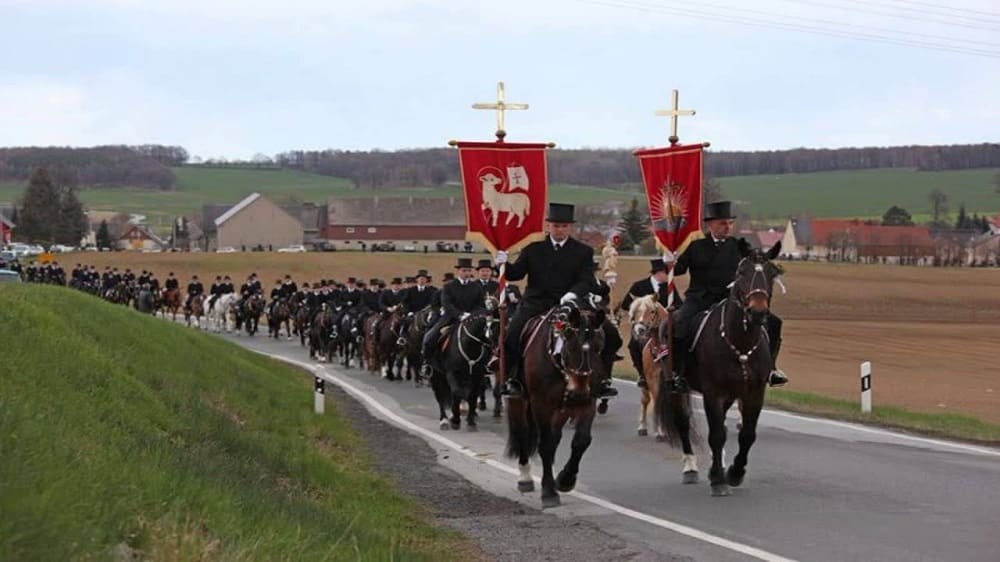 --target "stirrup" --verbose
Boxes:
[597,381,618,398]
[501,379,523,397]
[670,373,689,393]
[768,369,789,387]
